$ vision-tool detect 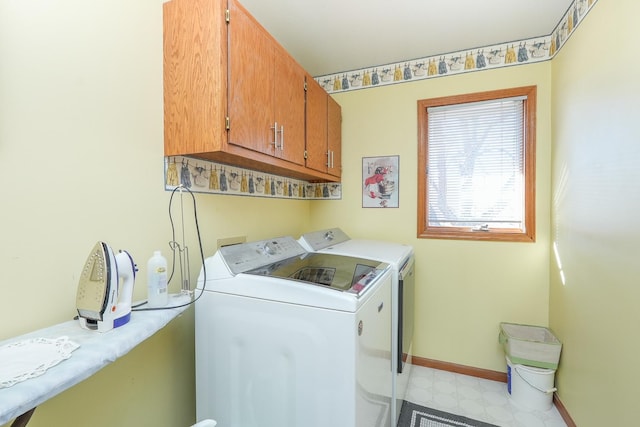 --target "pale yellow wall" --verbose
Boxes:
[311,63,553,372]
[3,0,628,425]
[0,1,310,426]
[550,0,640,425]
